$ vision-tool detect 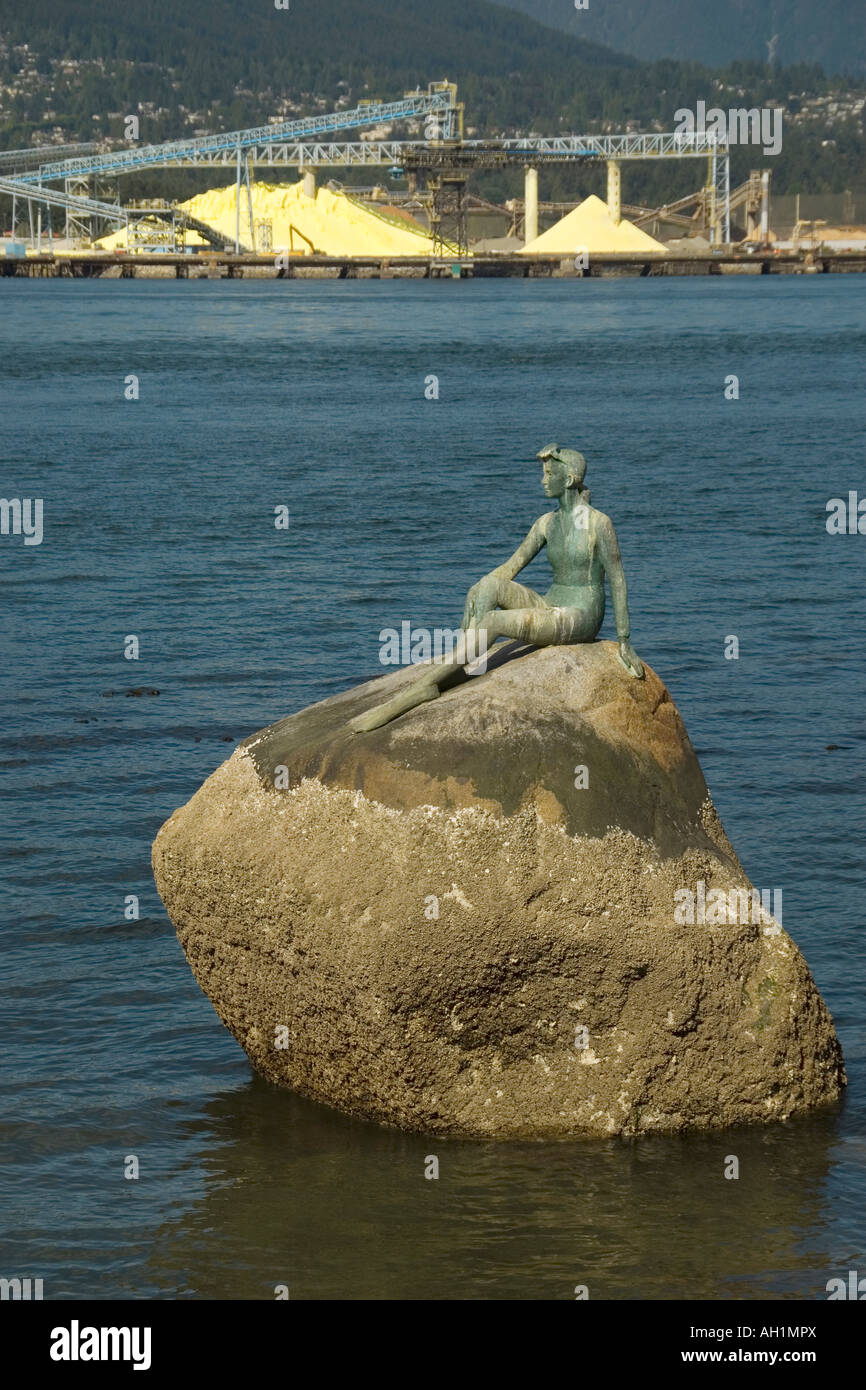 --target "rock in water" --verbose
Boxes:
[152,642,845,1137]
